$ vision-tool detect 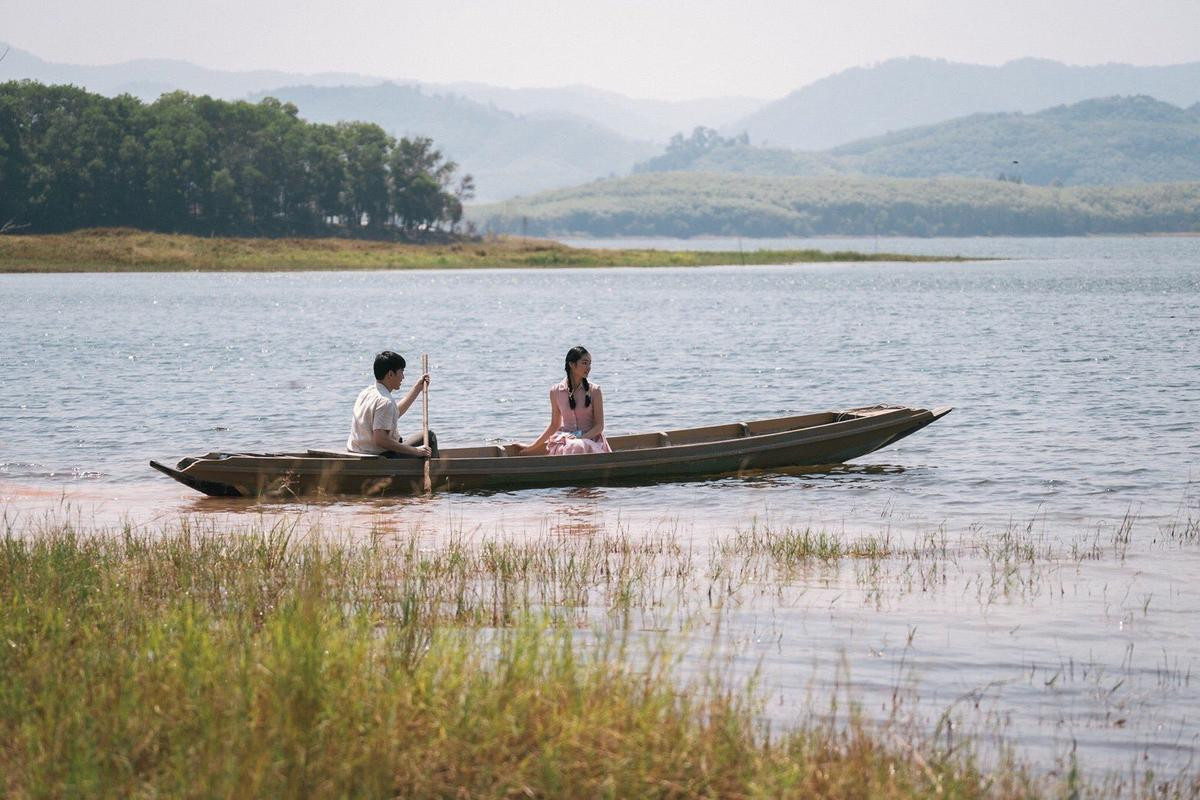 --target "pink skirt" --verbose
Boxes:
[546,432,612,456]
